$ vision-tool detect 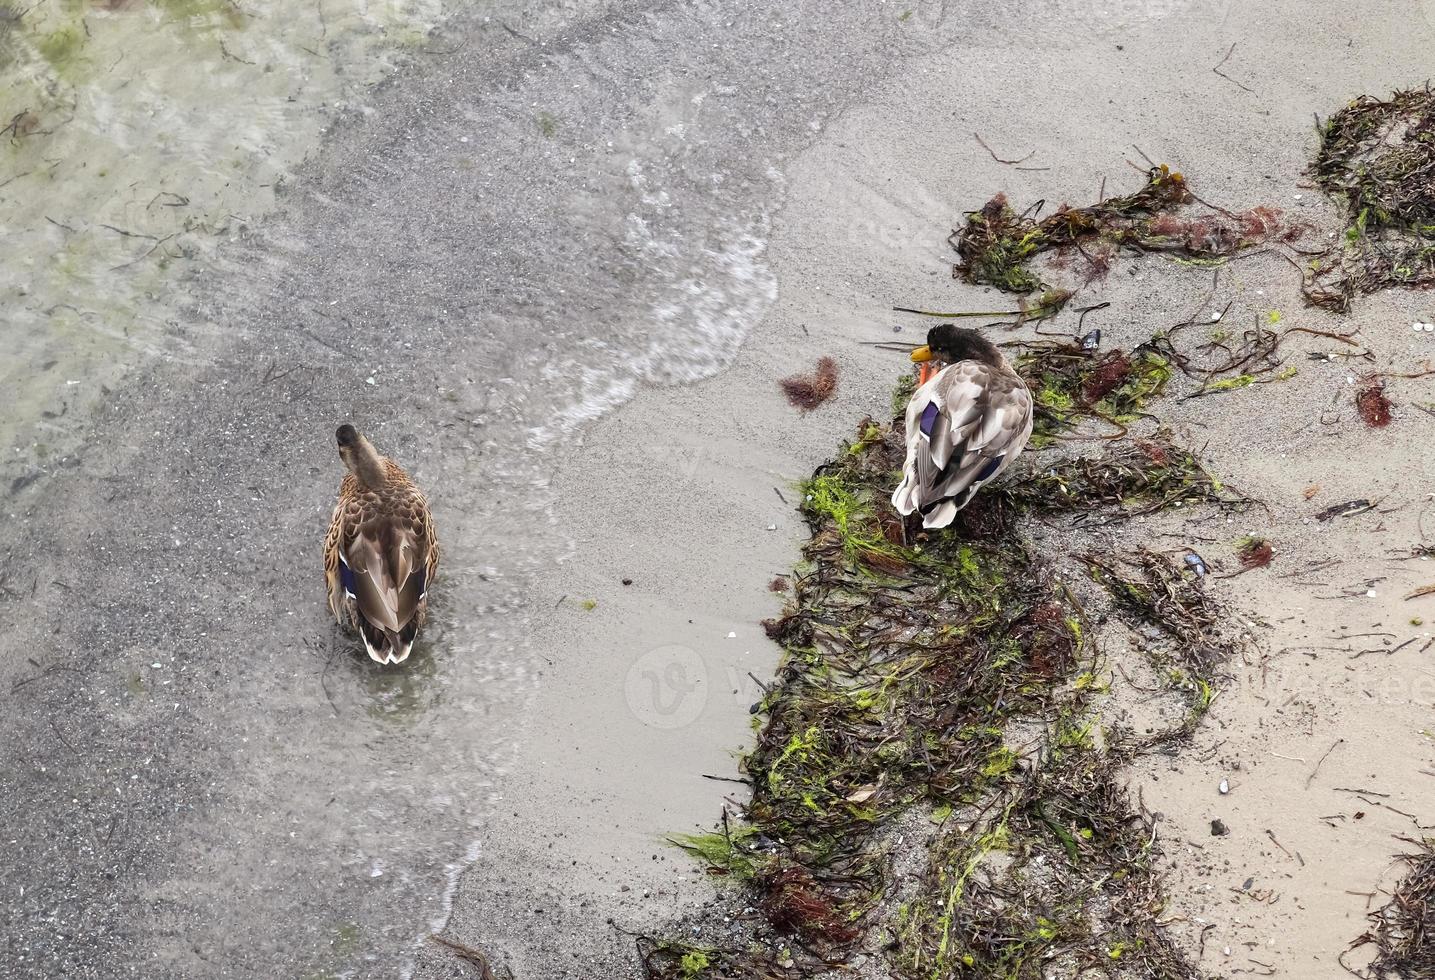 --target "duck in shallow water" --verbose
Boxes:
[323,424,440,664]
[891,325,1034,530]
